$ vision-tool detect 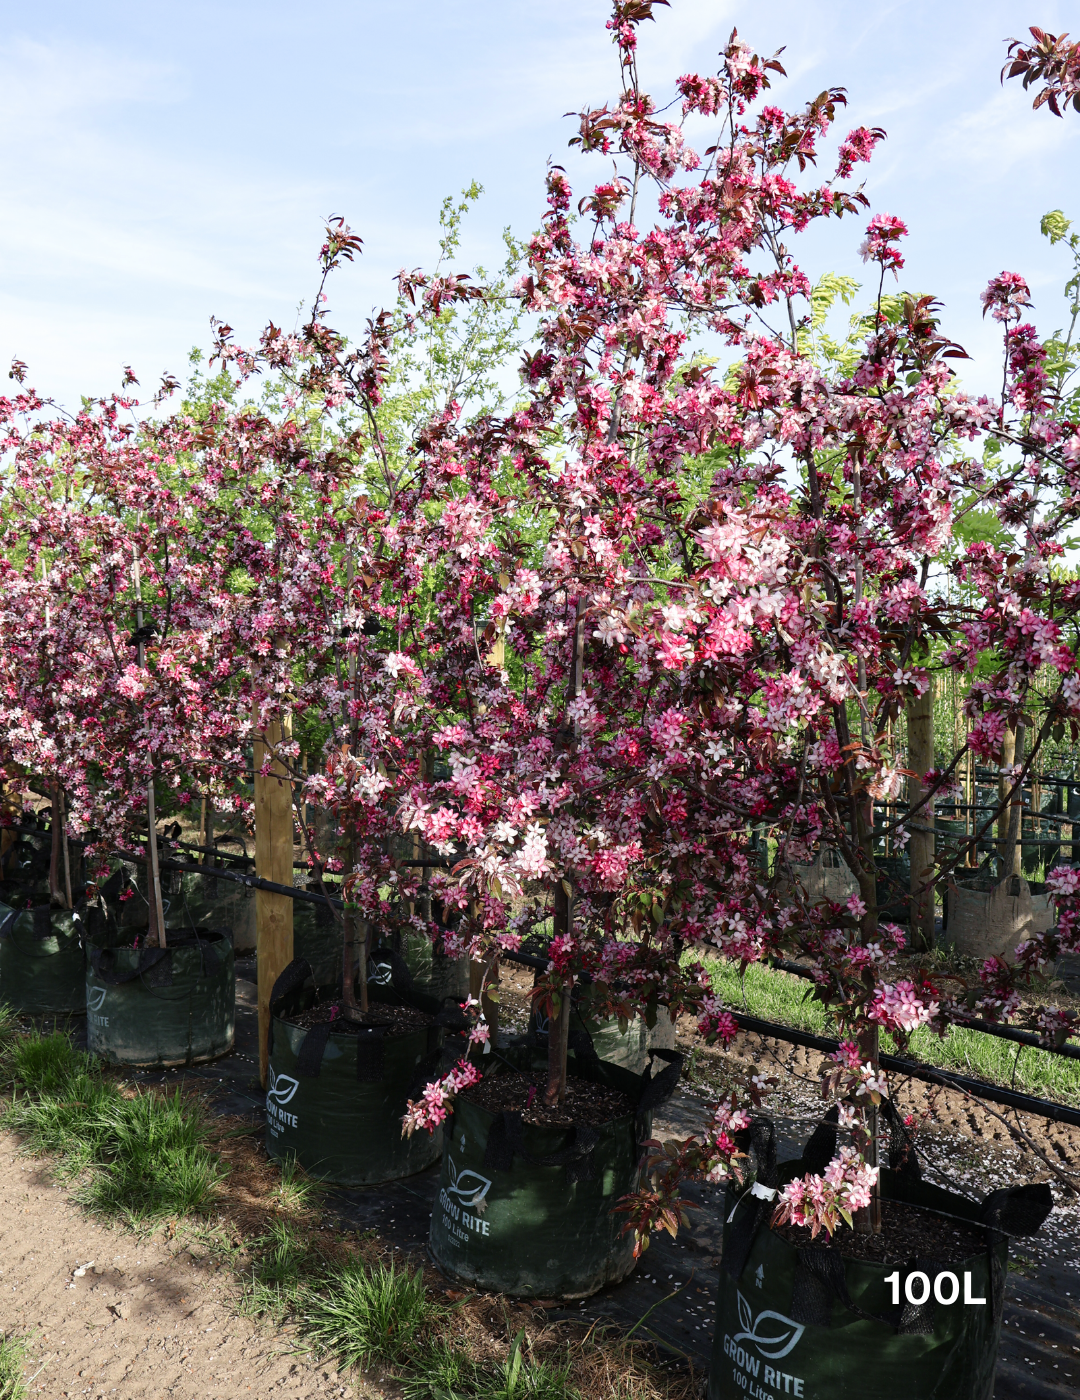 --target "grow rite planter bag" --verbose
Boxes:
[397,928,470,1002]
[292,897,342,987]
[265,956,448,1186]
[85,927,234,1067]
[530,1000,649,1075]
[0,902,85,1015]
[709,1116,1052,1400]
[428,1041,682,1299]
